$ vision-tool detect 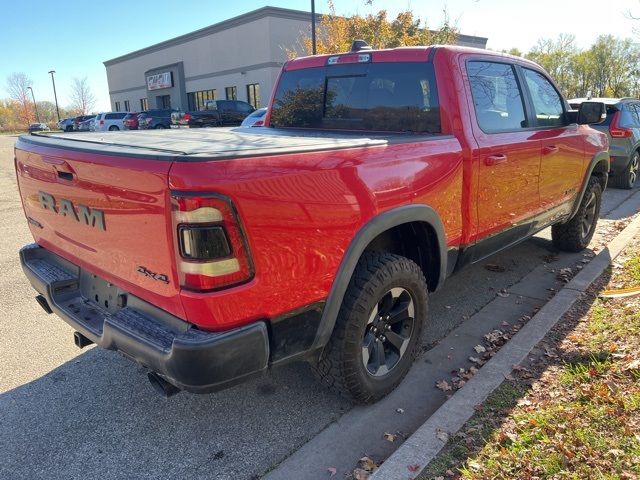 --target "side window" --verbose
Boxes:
[235,101,253,113]
[468,61,527,132]
[622,103,640,128]
[522,69,565,128]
